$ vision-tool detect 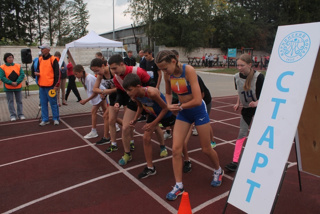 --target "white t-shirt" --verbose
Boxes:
[85,74,106,105]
